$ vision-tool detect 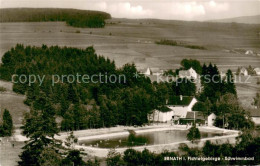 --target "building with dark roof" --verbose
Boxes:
[248,109,260,125]
[139,67,164,76]
[179,111,205,125]
[178,67,198,79]
[167,96,194,106]
[148,96,198,122]
[148,95,217,126]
